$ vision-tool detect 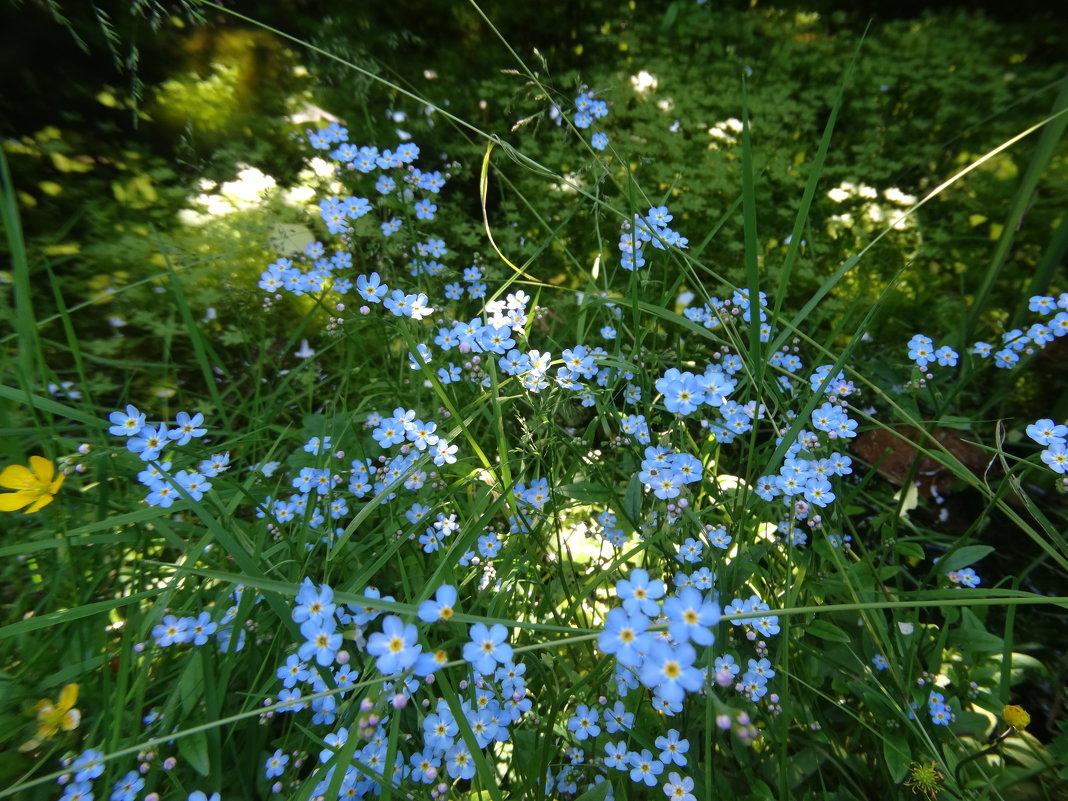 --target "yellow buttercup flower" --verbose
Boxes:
[0,455,65,514]
[19,683,81,751]
[1002,704,1030,730]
